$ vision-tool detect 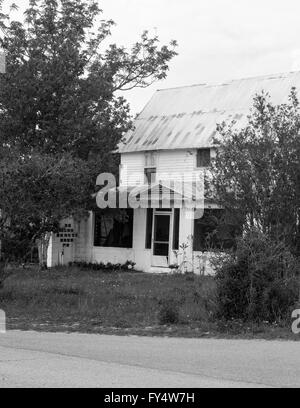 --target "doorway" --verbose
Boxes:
[151,209,171,267]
